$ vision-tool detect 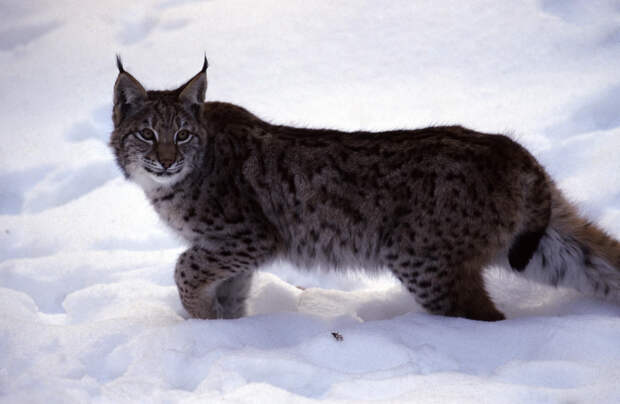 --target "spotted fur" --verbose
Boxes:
[110,59,620,321]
